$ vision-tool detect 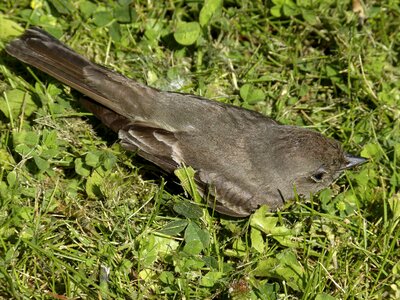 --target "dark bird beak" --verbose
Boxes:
[343,154,368,169]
